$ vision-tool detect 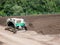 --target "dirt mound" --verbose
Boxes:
[0,15,60,35]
